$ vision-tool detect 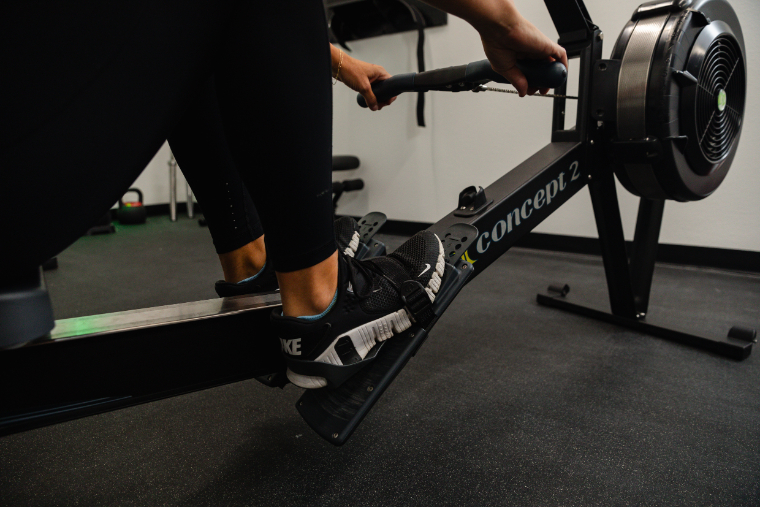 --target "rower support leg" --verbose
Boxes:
[537,167,755,360]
